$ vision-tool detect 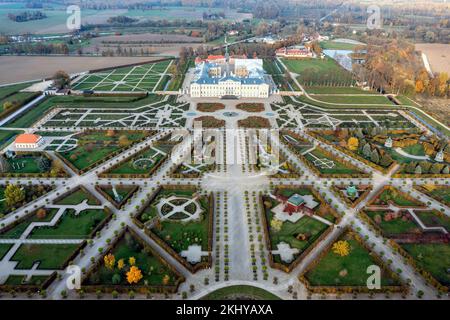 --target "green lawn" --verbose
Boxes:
[310,94,394,105]
[0,82,36,100]
[11,243,80,269]
[270,215,329,253]
[100,185,137,205]
[0,129,23,150]
[5,153,51,174]
[282,57,354,86]
[320,40,364,50]
[374,187,423,207]
[151,191,210,261]
[0,92,39,113]
[305,86,375,94]
[107,146,169,175]
[0,208,59,239]
[0,244,12,260]
[401,243,450,287]
[305,234,399,287]
[303,148,364,175]
[29,209,107,239]
[366,211,419,235]
[202,285,281,300]
[415,211,450,231]
[4,275,49,286]
[55,188,99,206]
[85,231,180,286]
